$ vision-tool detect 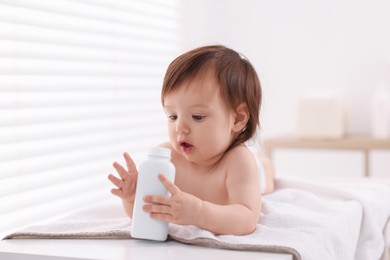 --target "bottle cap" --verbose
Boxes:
[148,147,171,158]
